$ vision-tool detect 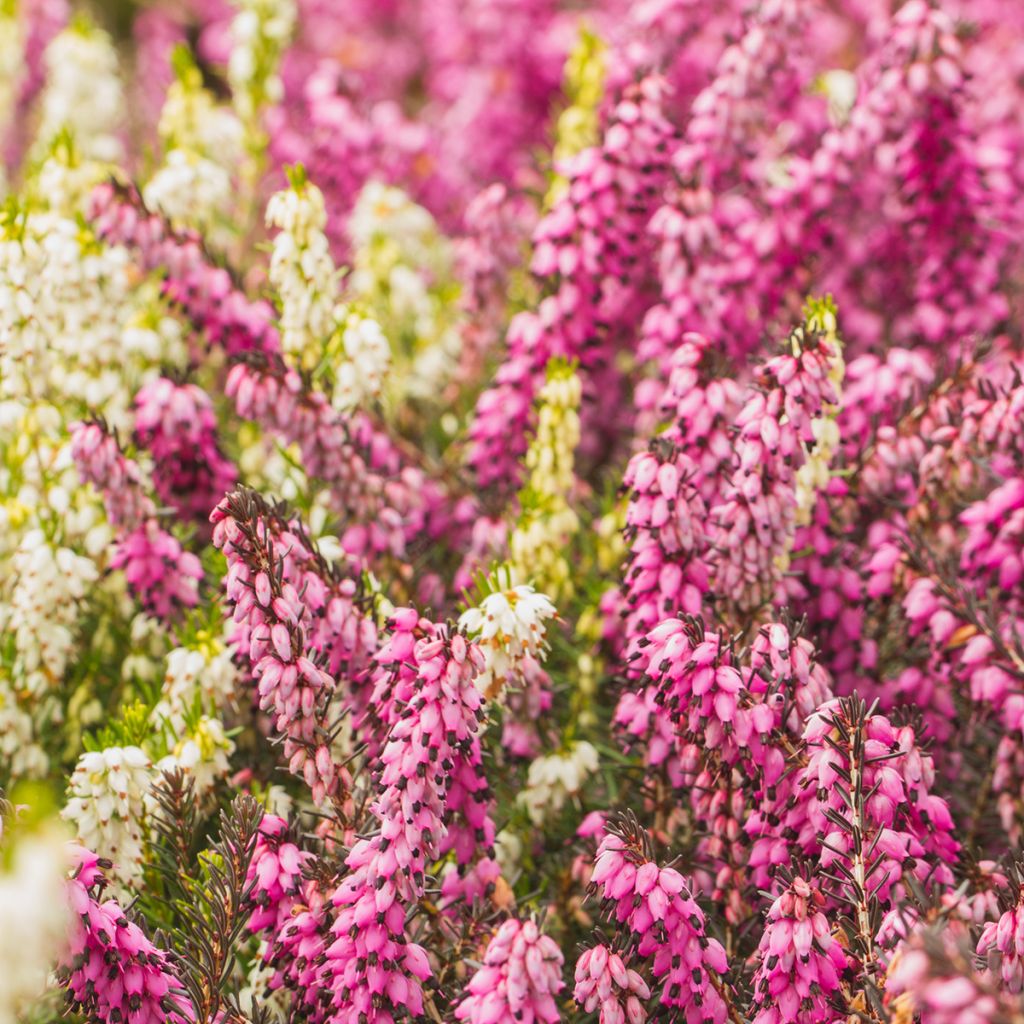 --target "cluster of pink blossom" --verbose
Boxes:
[70,420,202,618]
[134,376,237,527]
[455,918,564,1024]
[60,846,192,1024]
